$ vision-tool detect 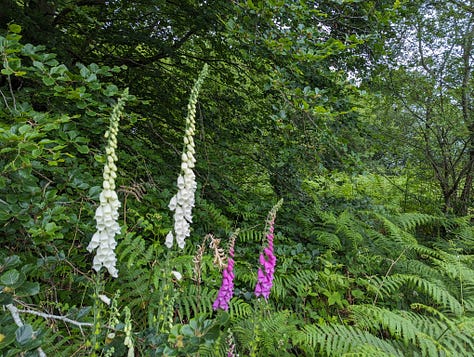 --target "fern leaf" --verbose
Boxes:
[295,323,404,357]
[228,298,252,321]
